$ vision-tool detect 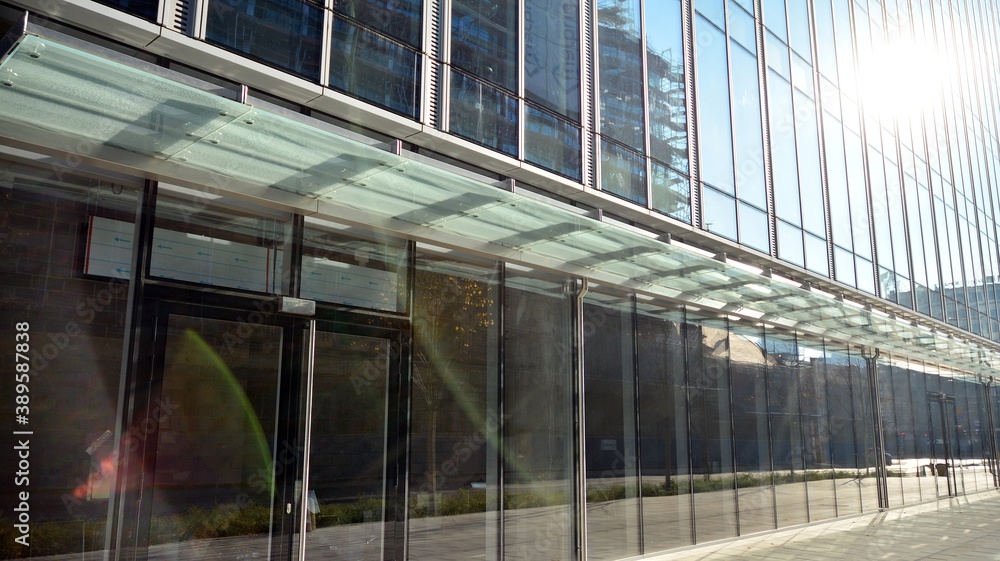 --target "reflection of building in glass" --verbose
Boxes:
[2,0,1000,560]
